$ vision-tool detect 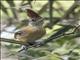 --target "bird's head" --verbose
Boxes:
[26,9,44,26]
